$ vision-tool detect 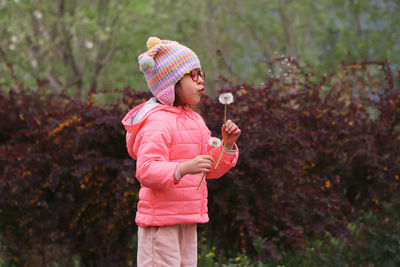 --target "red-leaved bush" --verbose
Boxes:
[0,88,145,266]
[1,59,399,265]
[201,59,400,260]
